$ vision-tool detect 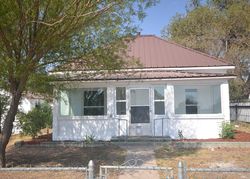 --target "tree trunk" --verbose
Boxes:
[0,91,22,167]
[0,143,5,167]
